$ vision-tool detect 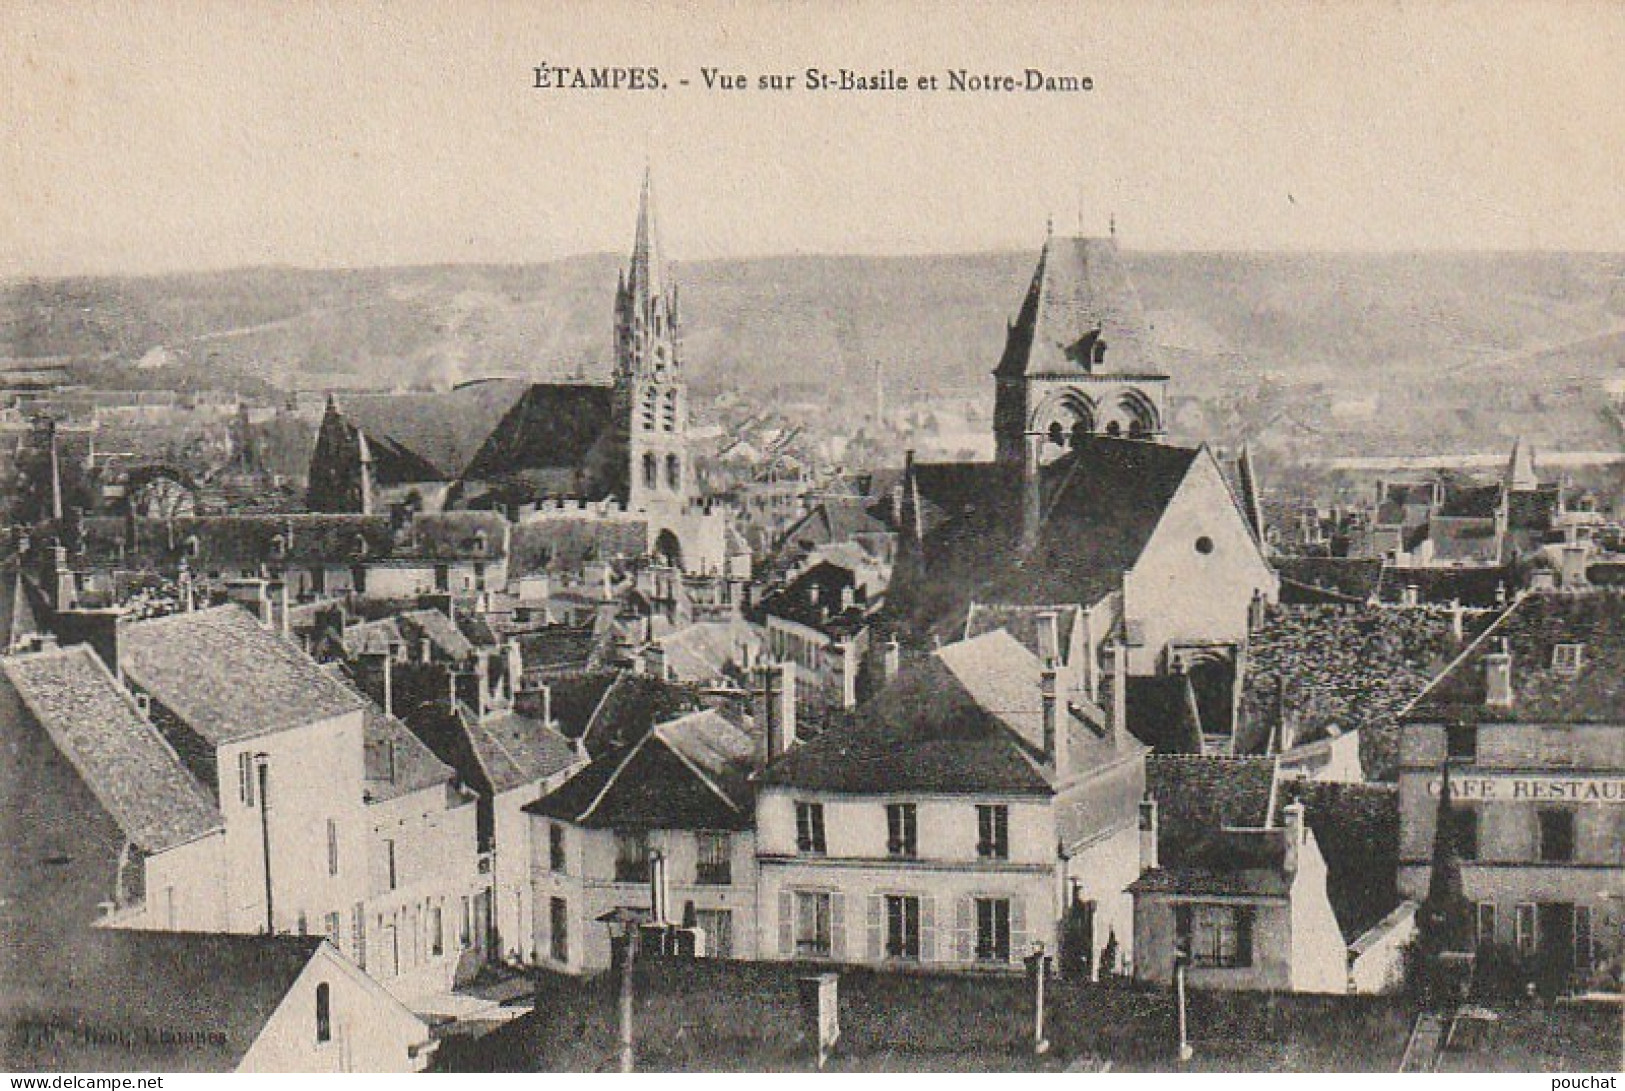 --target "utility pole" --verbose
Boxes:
[256,754,273,934]
[1175,954,1194,1062]
[1025,942,1051,1055]
[618,928,638,1074]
